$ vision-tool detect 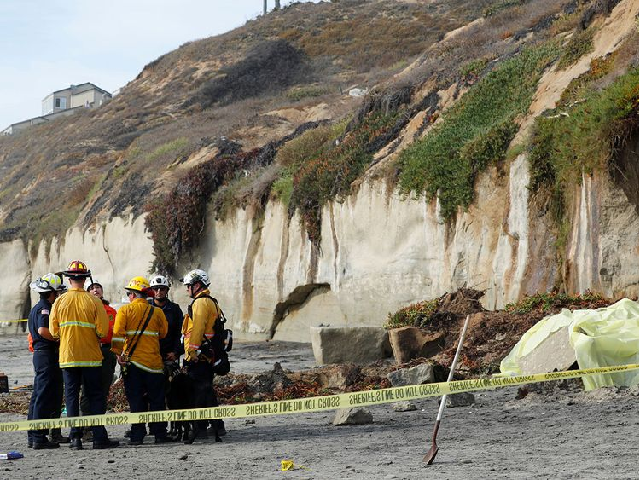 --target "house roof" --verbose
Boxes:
[42,82,111,101]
